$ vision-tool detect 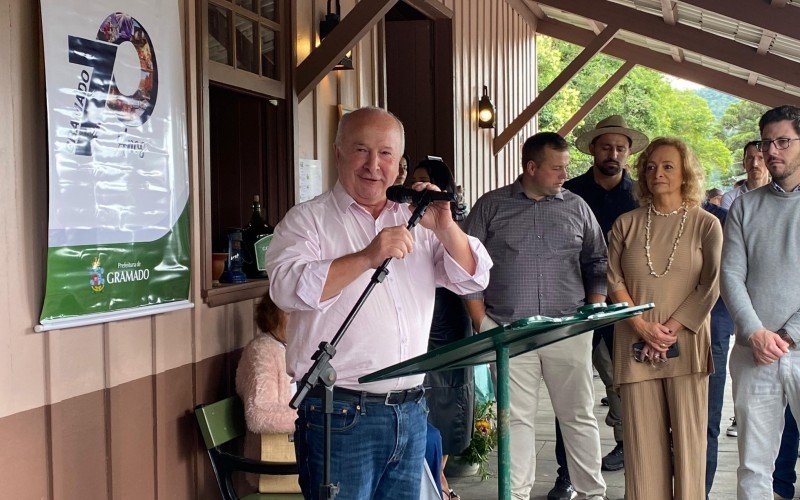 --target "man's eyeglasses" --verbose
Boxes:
[755,138,800,152]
